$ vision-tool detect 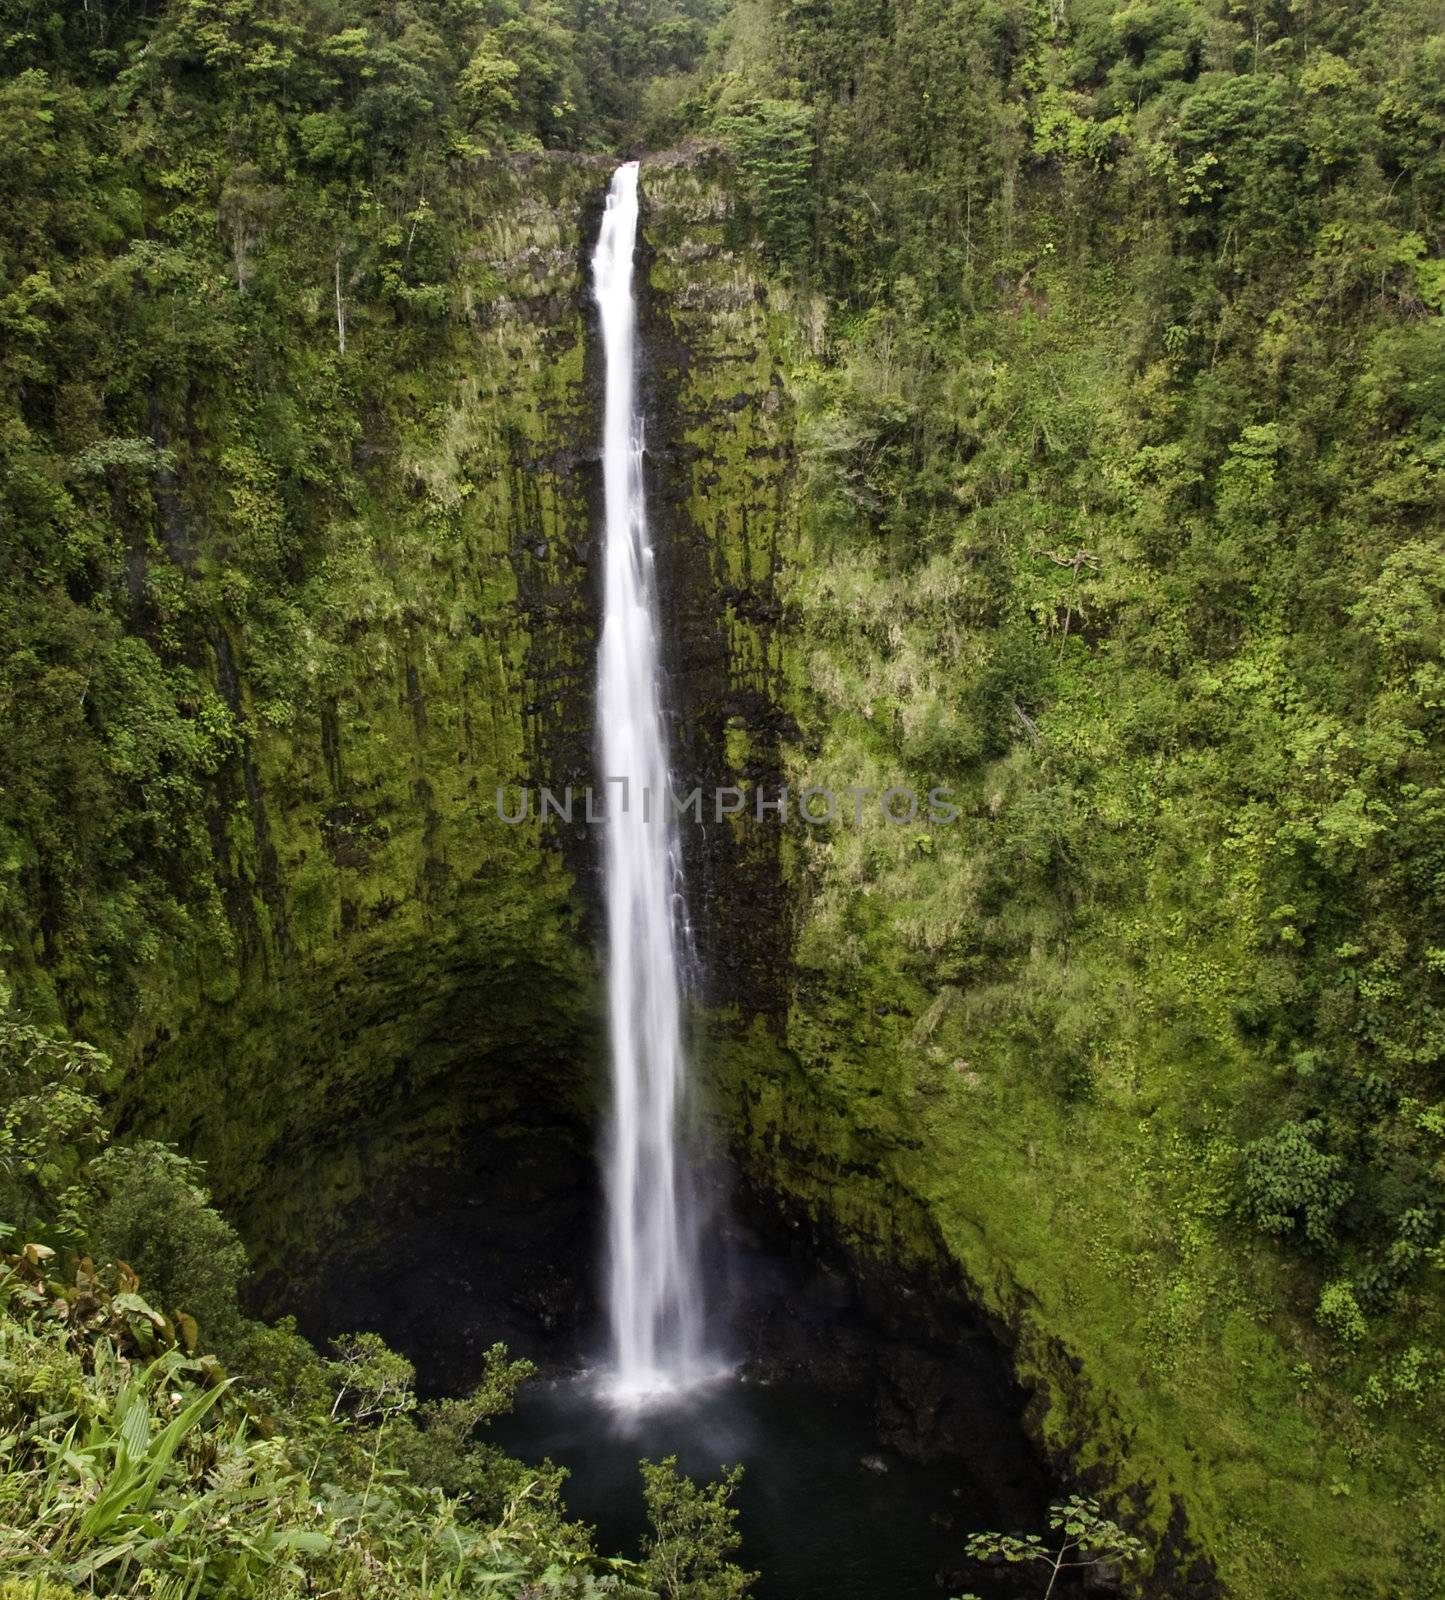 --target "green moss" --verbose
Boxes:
[1,155,612,1283]
[5,46,1439,1594]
